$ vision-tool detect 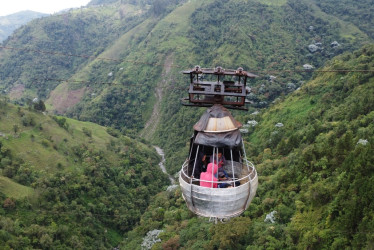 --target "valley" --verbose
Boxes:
[0,0,373,248]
